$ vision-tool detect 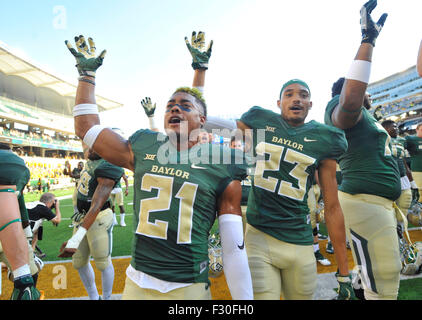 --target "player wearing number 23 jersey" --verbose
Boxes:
[235,79,352,300]
[240,106,347,245]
